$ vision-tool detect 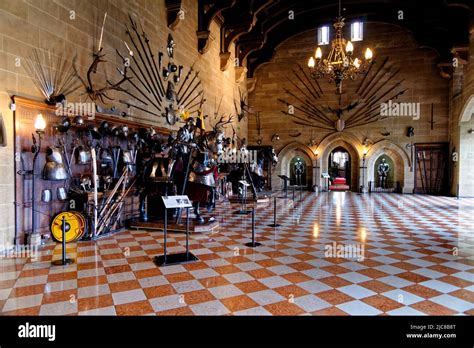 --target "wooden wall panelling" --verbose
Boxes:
[12,96,169,244]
